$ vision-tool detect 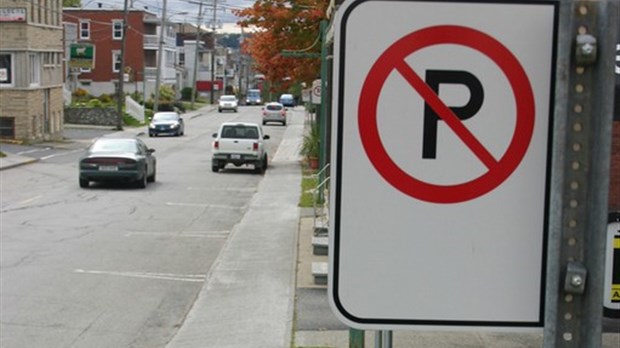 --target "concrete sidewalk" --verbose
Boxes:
[165,122,305,348]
